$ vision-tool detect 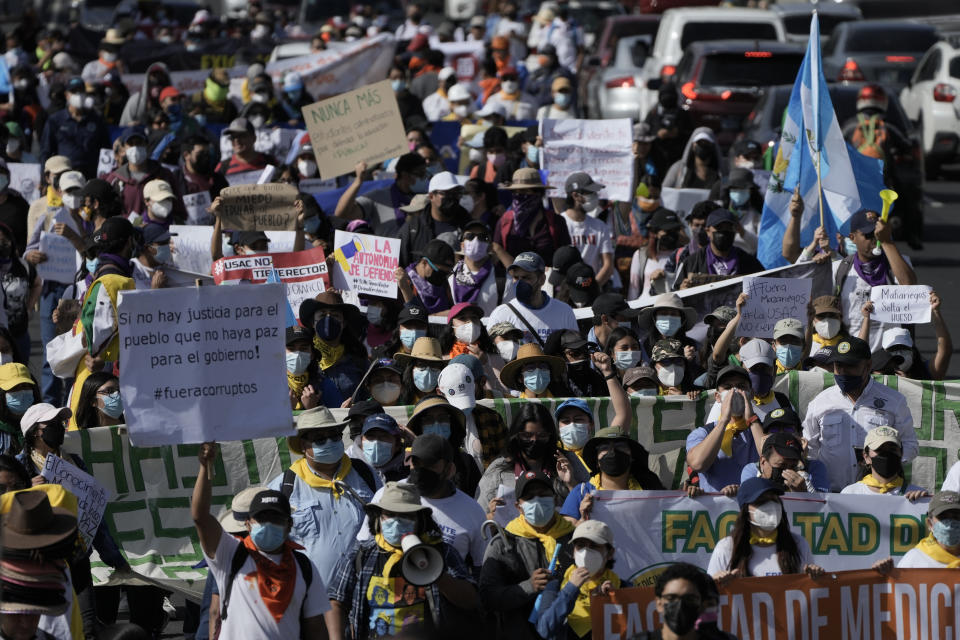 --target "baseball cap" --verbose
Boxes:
[59,171,85,192]
[476,101,507,119]
[706,208,737,228]
[882,327,913,350]
[633,122,655,143]
[863,425,901,451]
[571,520,613,546]
[348,399,384,423]
[739,339,775,369]
[397,302,428,326]
[509,251,545,273]
[515,470,554,500]
[488,322,522,339]
[362,413,400,437]
[92,216,136,246]
[733,139,761,157]
[928,491,960,518]
[248,490,291,519]
[395,152,427,175]
[811,295,841,316]
[736,477,783,509]
[593,292,640,319]
[761,432,803,460]
[437,362,476,411]
[142,223,175,245]
[761,406,800,433]
[44,156,71,175]
[447,84,472,102]
[623,366,657,388]
[825,337,871,365]
[19,403,71,437]
[773,318,804,340]
[423,239,455,269]
[81,178,116,203]
[158,86,180,102]
[647,209,684,233]
[143,179,174,202]
[285,324,313,345]
[427,171,460,193]
[651,338,683,362]
[716,364,749,386]
[559,330,587,352]
[549,246,582,286]
[66,76,85,93]
[849,209,877,234]
[728,168,754,189]
[450,354,484,385]
[226,117,255,136]
[411,433,454,466]
[704,306,736,326]
[564,171,604,194]
[236,231,270,248]
[565,262,599,306]
[119,127,147,145]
